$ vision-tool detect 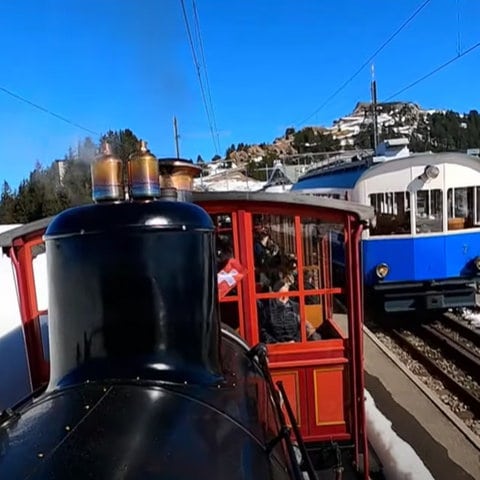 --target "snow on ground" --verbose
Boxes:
[459,307,480,328]
[365,390,434,480]
[0,225,22,337]
[195,178,265,192]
